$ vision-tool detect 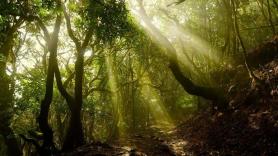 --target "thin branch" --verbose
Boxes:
[81,29,94,50]
[241,24,278,30]
[63,51,97,88]
[231,0,261,82]
[34,17,50,42]
[167,0,186,7]
[35,35,46,49]
[62,2,81,49]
